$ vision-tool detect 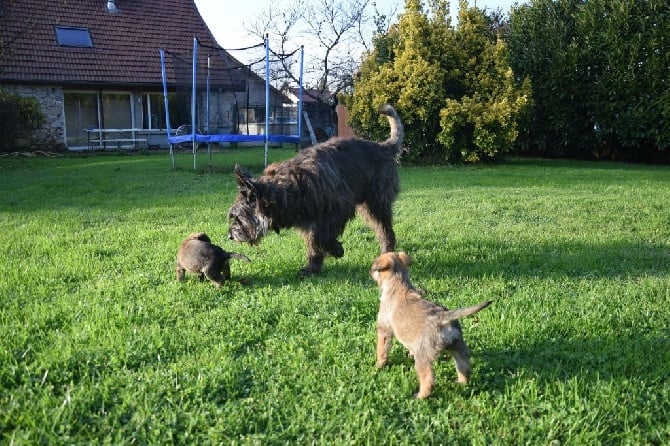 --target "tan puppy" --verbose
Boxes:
[176,232,250,287]
[371,252,491,399]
